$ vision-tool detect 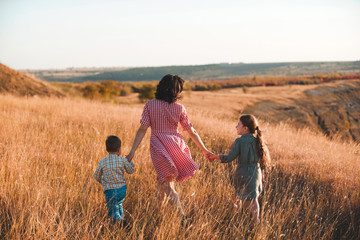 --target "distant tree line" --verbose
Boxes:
[52,73,360,102]
[39,61,360,83]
